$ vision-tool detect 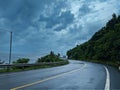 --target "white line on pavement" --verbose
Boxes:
[104,66,110,90]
